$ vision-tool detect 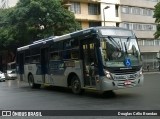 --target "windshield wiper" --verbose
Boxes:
[127,36,131,49]
[107,36,121,51]
[124,36,133,55]
[124,42,128,55]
